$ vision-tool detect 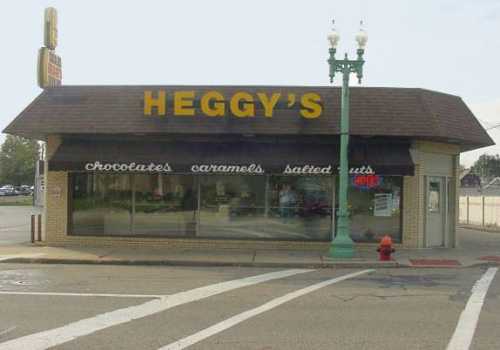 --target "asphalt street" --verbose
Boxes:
[0,264,497,350]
